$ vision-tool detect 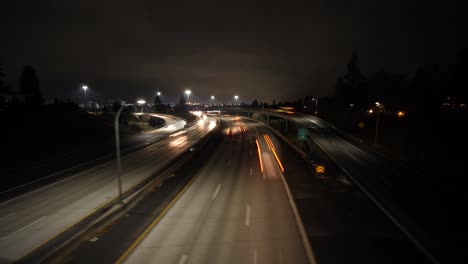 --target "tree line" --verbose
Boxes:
[0,59,44,109]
